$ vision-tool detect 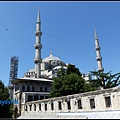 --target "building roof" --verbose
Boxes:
[11,77,52,84]
[17,110,120,119]
[58,111,120,119]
